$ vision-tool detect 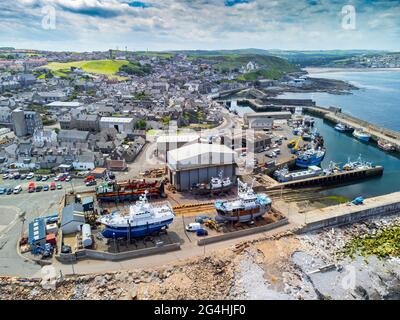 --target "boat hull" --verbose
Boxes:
[190,185,233,195]
[295,154,325,168]
[101,218,174,238]
[353,131,371,142]
[216,205,270,223]
[97,189,163,203]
